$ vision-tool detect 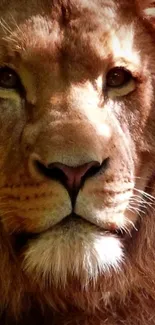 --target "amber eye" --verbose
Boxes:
[106,67,132,88]
[0,67,20,89]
